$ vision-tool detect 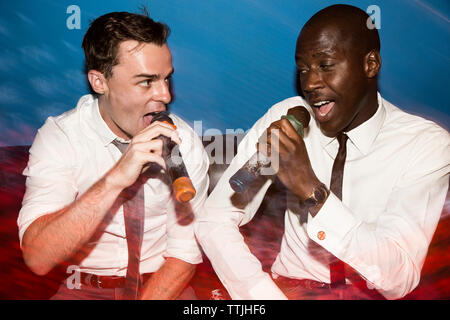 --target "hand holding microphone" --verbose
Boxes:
[150,112,196,203]
[229,106,311,193]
